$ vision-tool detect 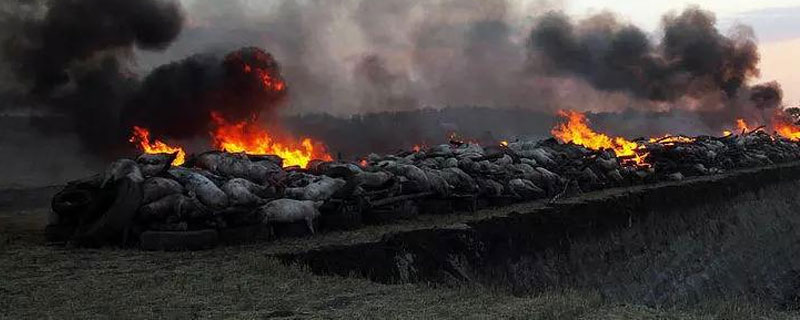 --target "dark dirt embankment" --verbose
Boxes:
[285,161,800,309]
